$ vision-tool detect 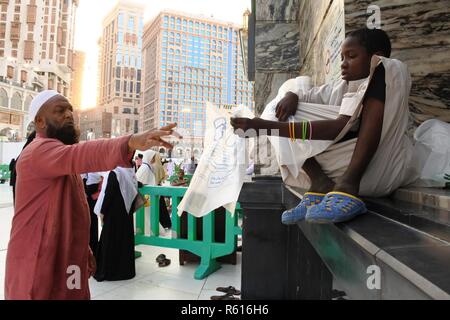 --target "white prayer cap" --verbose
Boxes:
[28,90,61,123]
